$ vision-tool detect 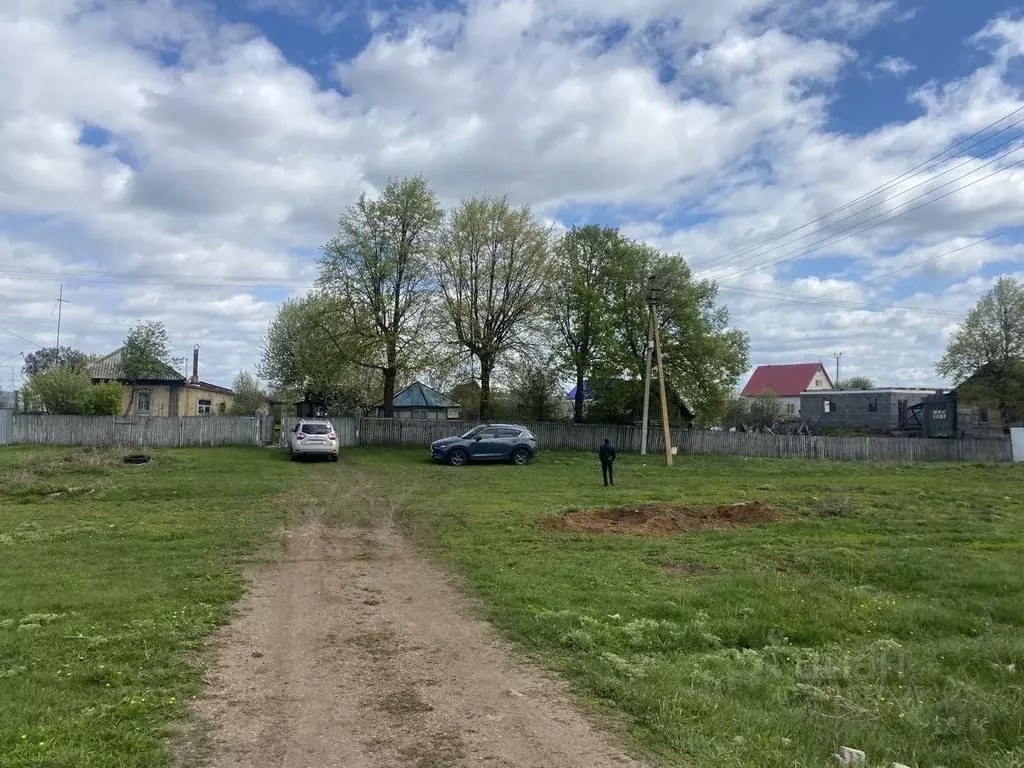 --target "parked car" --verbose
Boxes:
[289,419,339,462]
[430,424,538,466]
